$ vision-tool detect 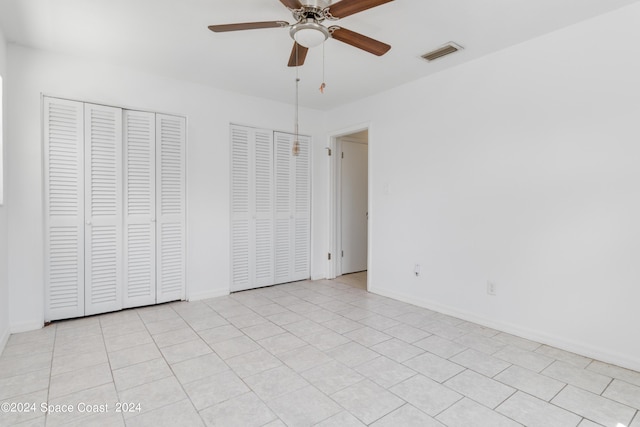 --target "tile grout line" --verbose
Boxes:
[97,312,126,426]
[223,281,408,425]
[7,276,640,427]
[45,323,57,426]
[157,303,216,426]
[212,285,358,426]
[108,305,194,425]
[600,376,615,397]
